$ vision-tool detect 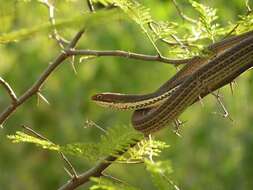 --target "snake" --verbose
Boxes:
[92,30,253,134]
